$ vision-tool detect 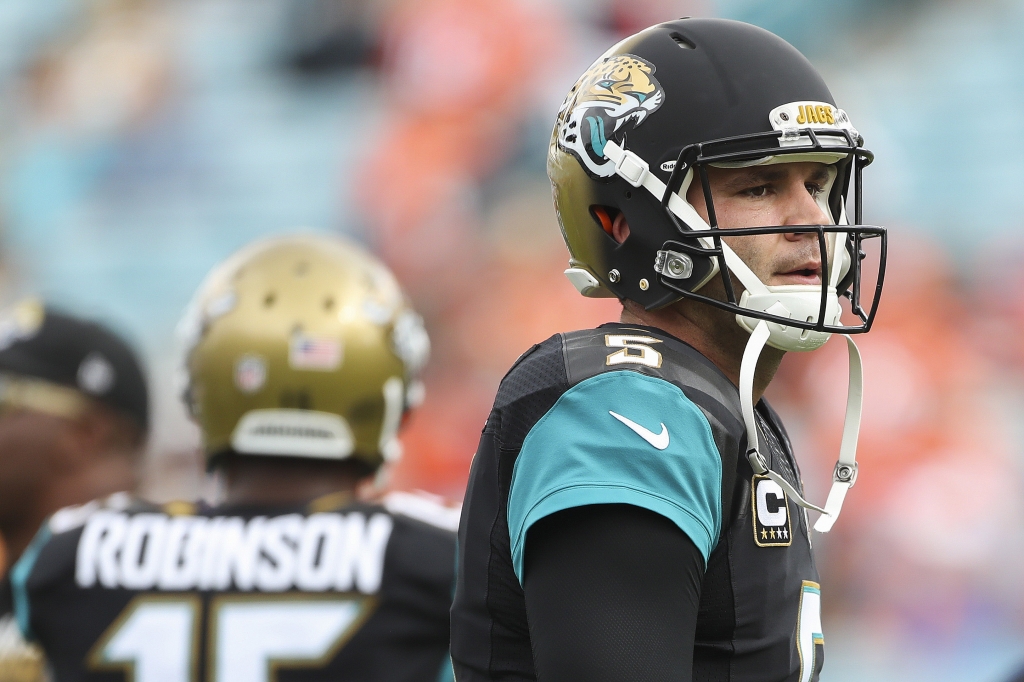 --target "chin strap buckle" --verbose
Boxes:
[747,449,768,475]
[833,461,858,488]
